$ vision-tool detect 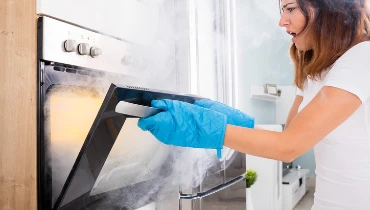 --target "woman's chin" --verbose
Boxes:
[294,43,309,52]
[294,42,312,52]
